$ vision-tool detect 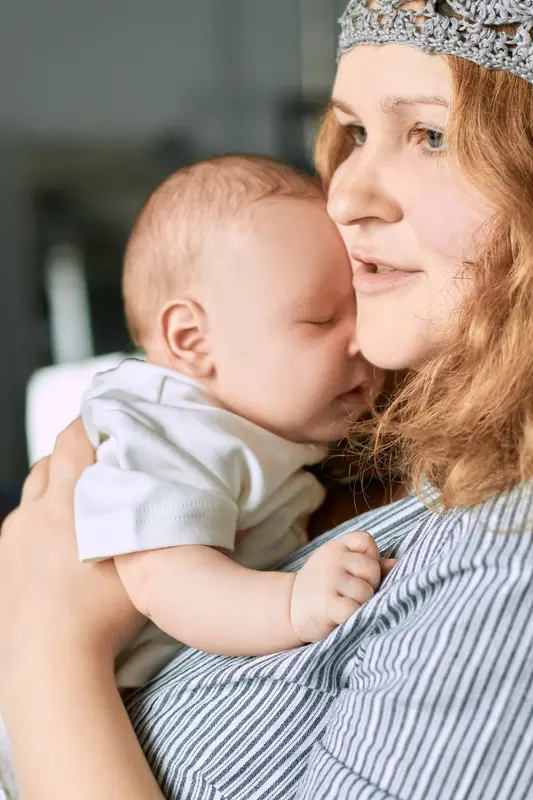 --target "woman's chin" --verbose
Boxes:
[356,307,442,372]
[357,330,427,373]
